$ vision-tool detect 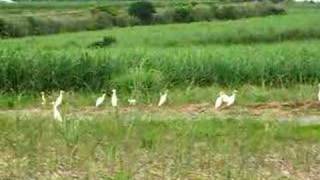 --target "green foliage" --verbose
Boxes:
[114,13,140,27]
[153,8,175,24]
[0,9,319,92]
[1,40,320,92]
[173,6,193,22]
[88,36,116,48]
[92,12,114,30]
[191,4,213,21]
[214,2,286,20]
[111,68,164,95]
[128,1,156,24]
[0,18,7,37]
[1,115,319,178]
[0,1,286,38]
[92,5,119,16]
